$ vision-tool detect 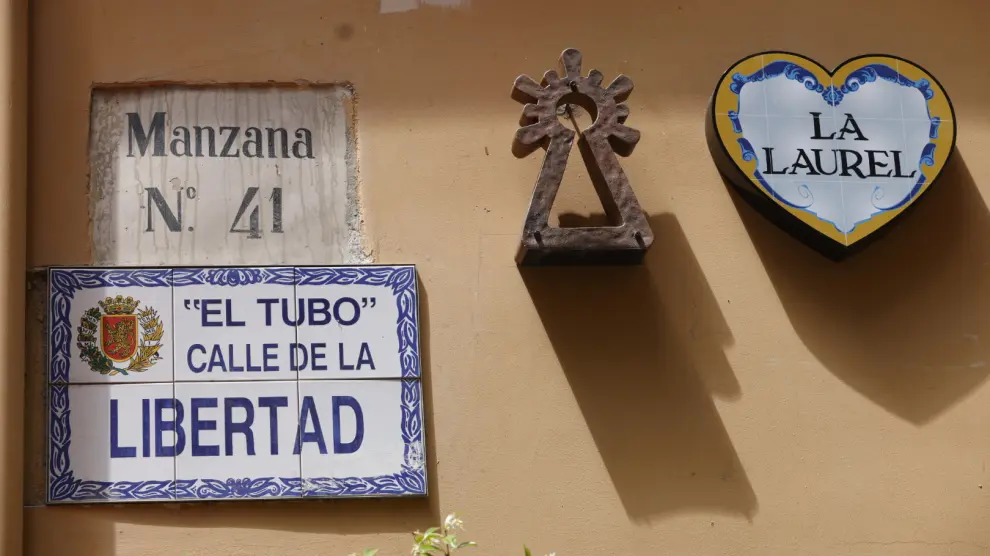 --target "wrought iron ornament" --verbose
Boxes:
[511,48,654,266]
